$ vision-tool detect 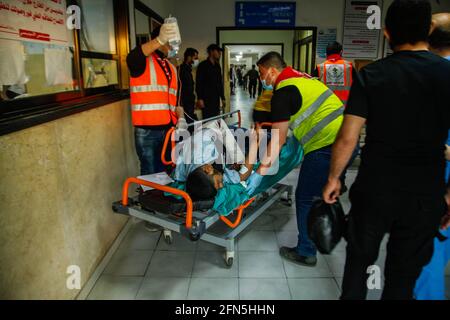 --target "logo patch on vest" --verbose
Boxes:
[326,64,345,86]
